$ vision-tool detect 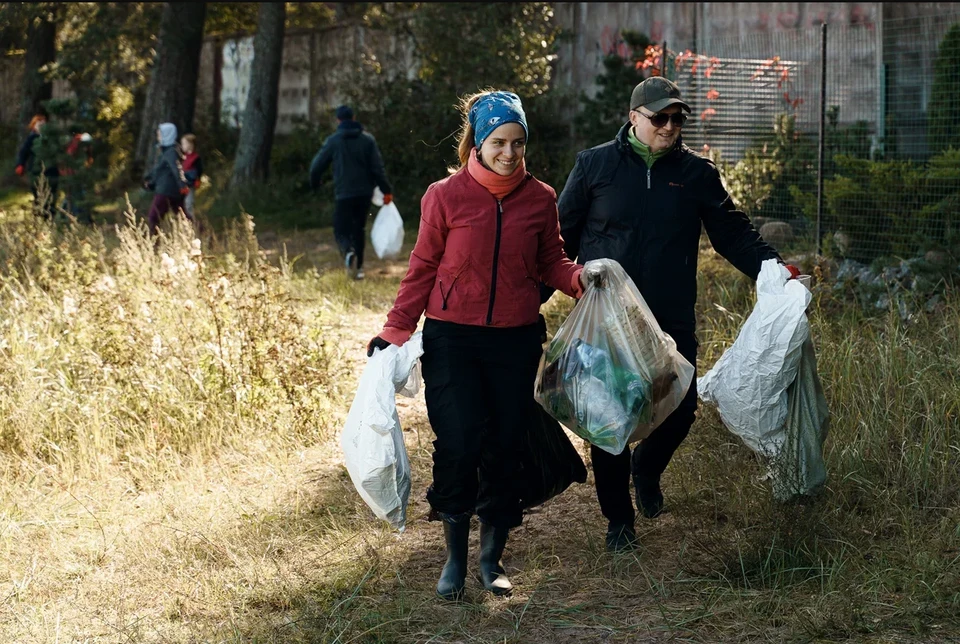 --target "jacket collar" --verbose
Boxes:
[338,120,363,137]
[615,122,683,160]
